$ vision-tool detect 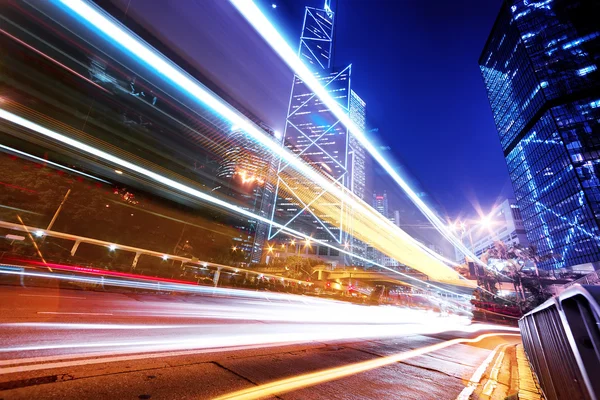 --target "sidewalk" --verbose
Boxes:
[459,342,544,400]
